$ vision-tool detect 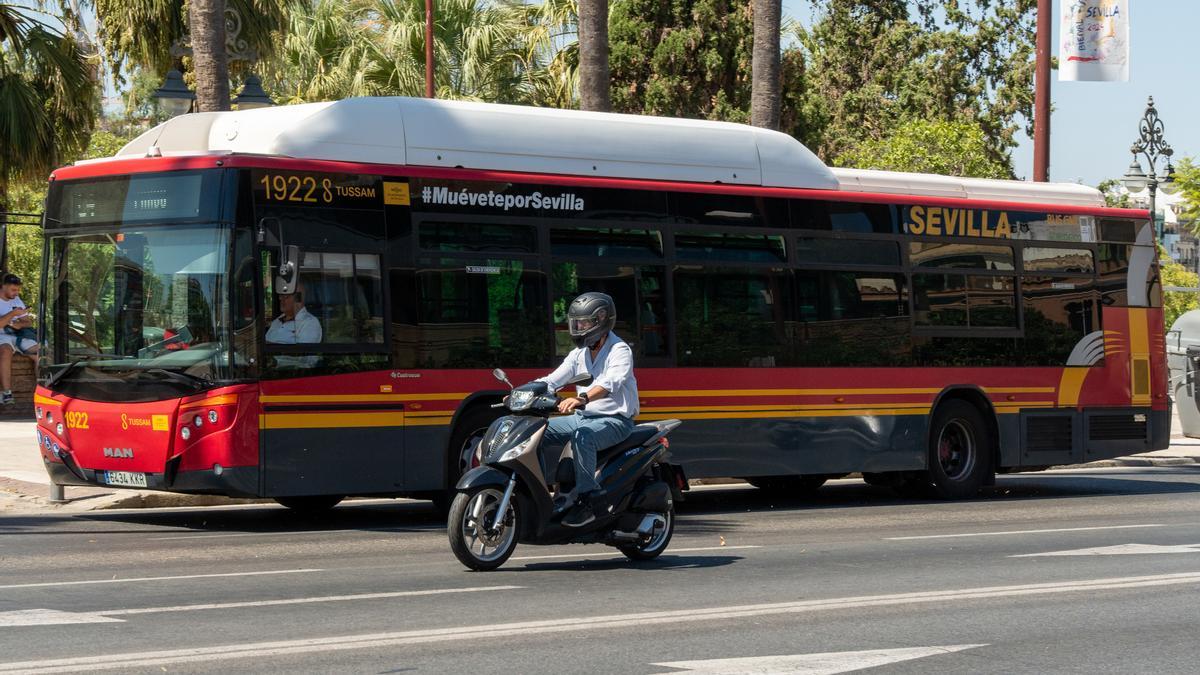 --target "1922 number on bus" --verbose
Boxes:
[260,174,333,204]
[65,411,89,429]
